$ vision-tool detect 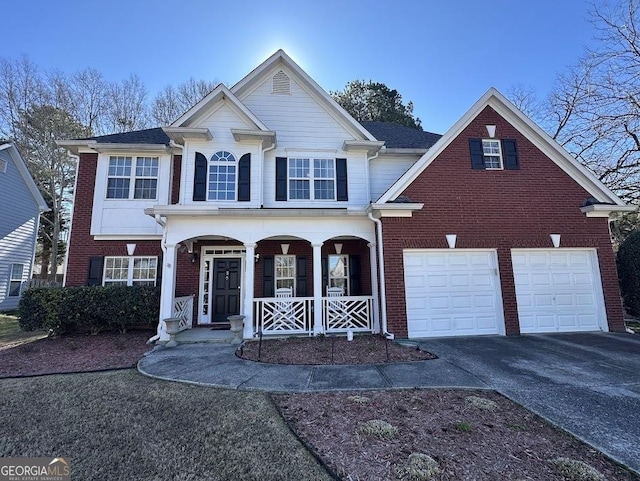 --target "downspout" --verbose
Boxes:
[260,141,276,207]
[368,212,393,340]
